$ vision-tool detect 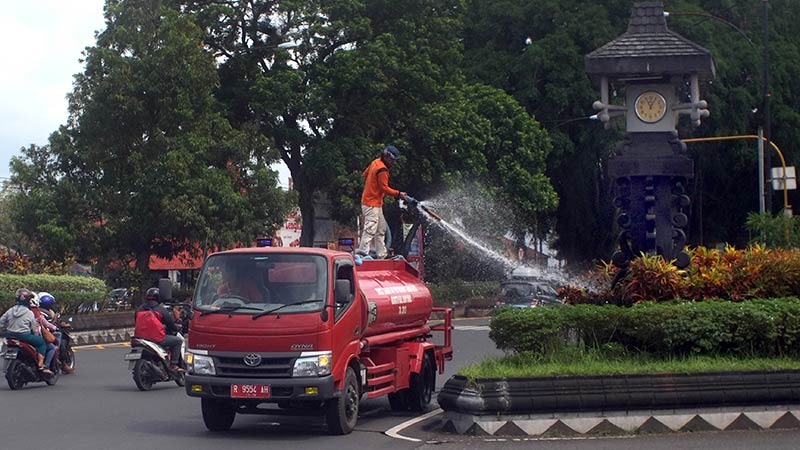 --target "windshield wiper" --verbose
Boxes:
[252,300,323,320]
[199,304,264,316]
